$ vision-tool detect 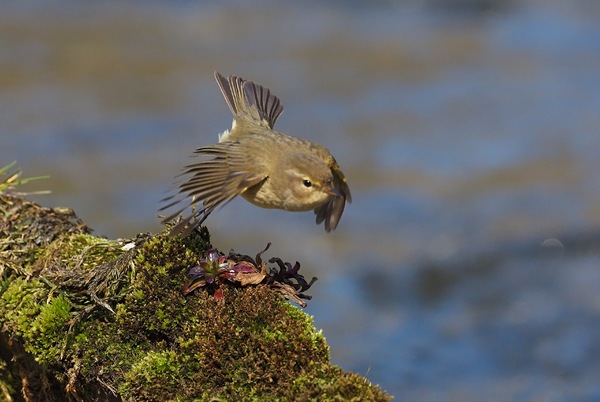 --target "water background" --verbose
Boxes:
[2,1,600,399]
